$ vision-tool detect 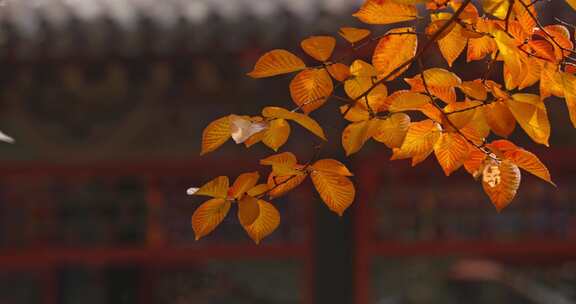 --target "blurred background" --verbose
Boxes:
[0,0,575,303]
